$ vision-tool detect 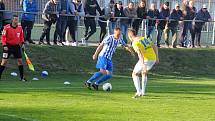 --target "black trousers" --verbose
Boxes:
[191,26,202,47]
[40,20,53,43]
[0,13,3,32]
[21,20,34,42]
[84,18,96,40]
[98,21,107,43]
[66,19,77,42]
[132,19,142,35]
[54,16,68,42]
